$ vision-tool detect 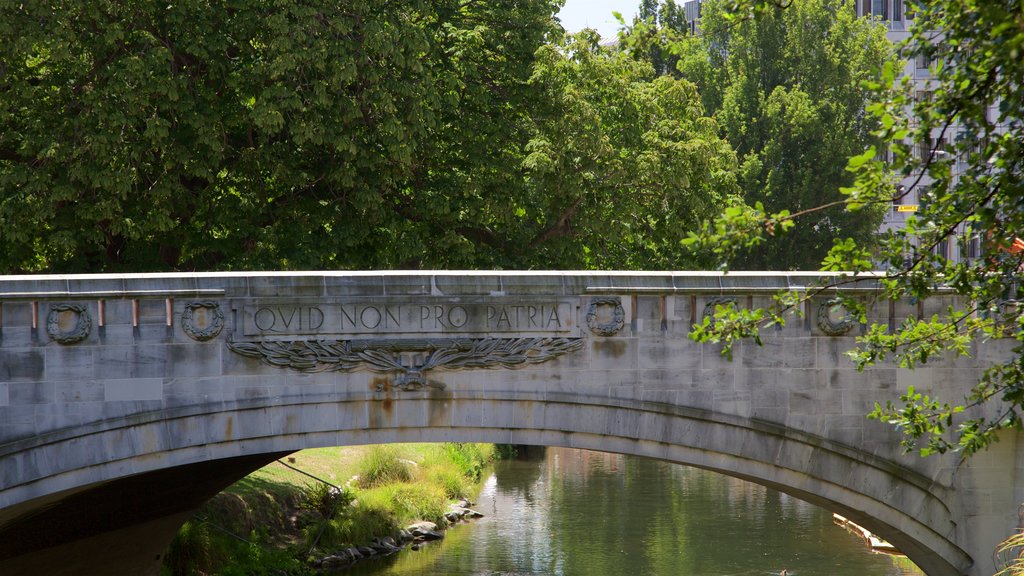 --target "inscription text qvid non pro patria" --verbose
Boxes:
[239,300,576,337]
